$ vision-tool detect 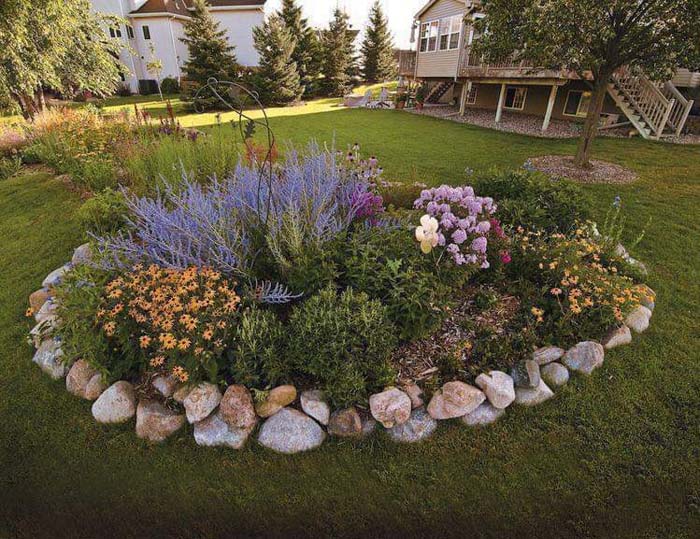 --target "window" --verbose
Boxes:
[439,15,462,51]
[127,25,135,39]
[142,25,151,40]
[564,90,592,117]
[504,87,527,110]
[465,84,478,105]
[109,26,122,38]
[419,21,439,52]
